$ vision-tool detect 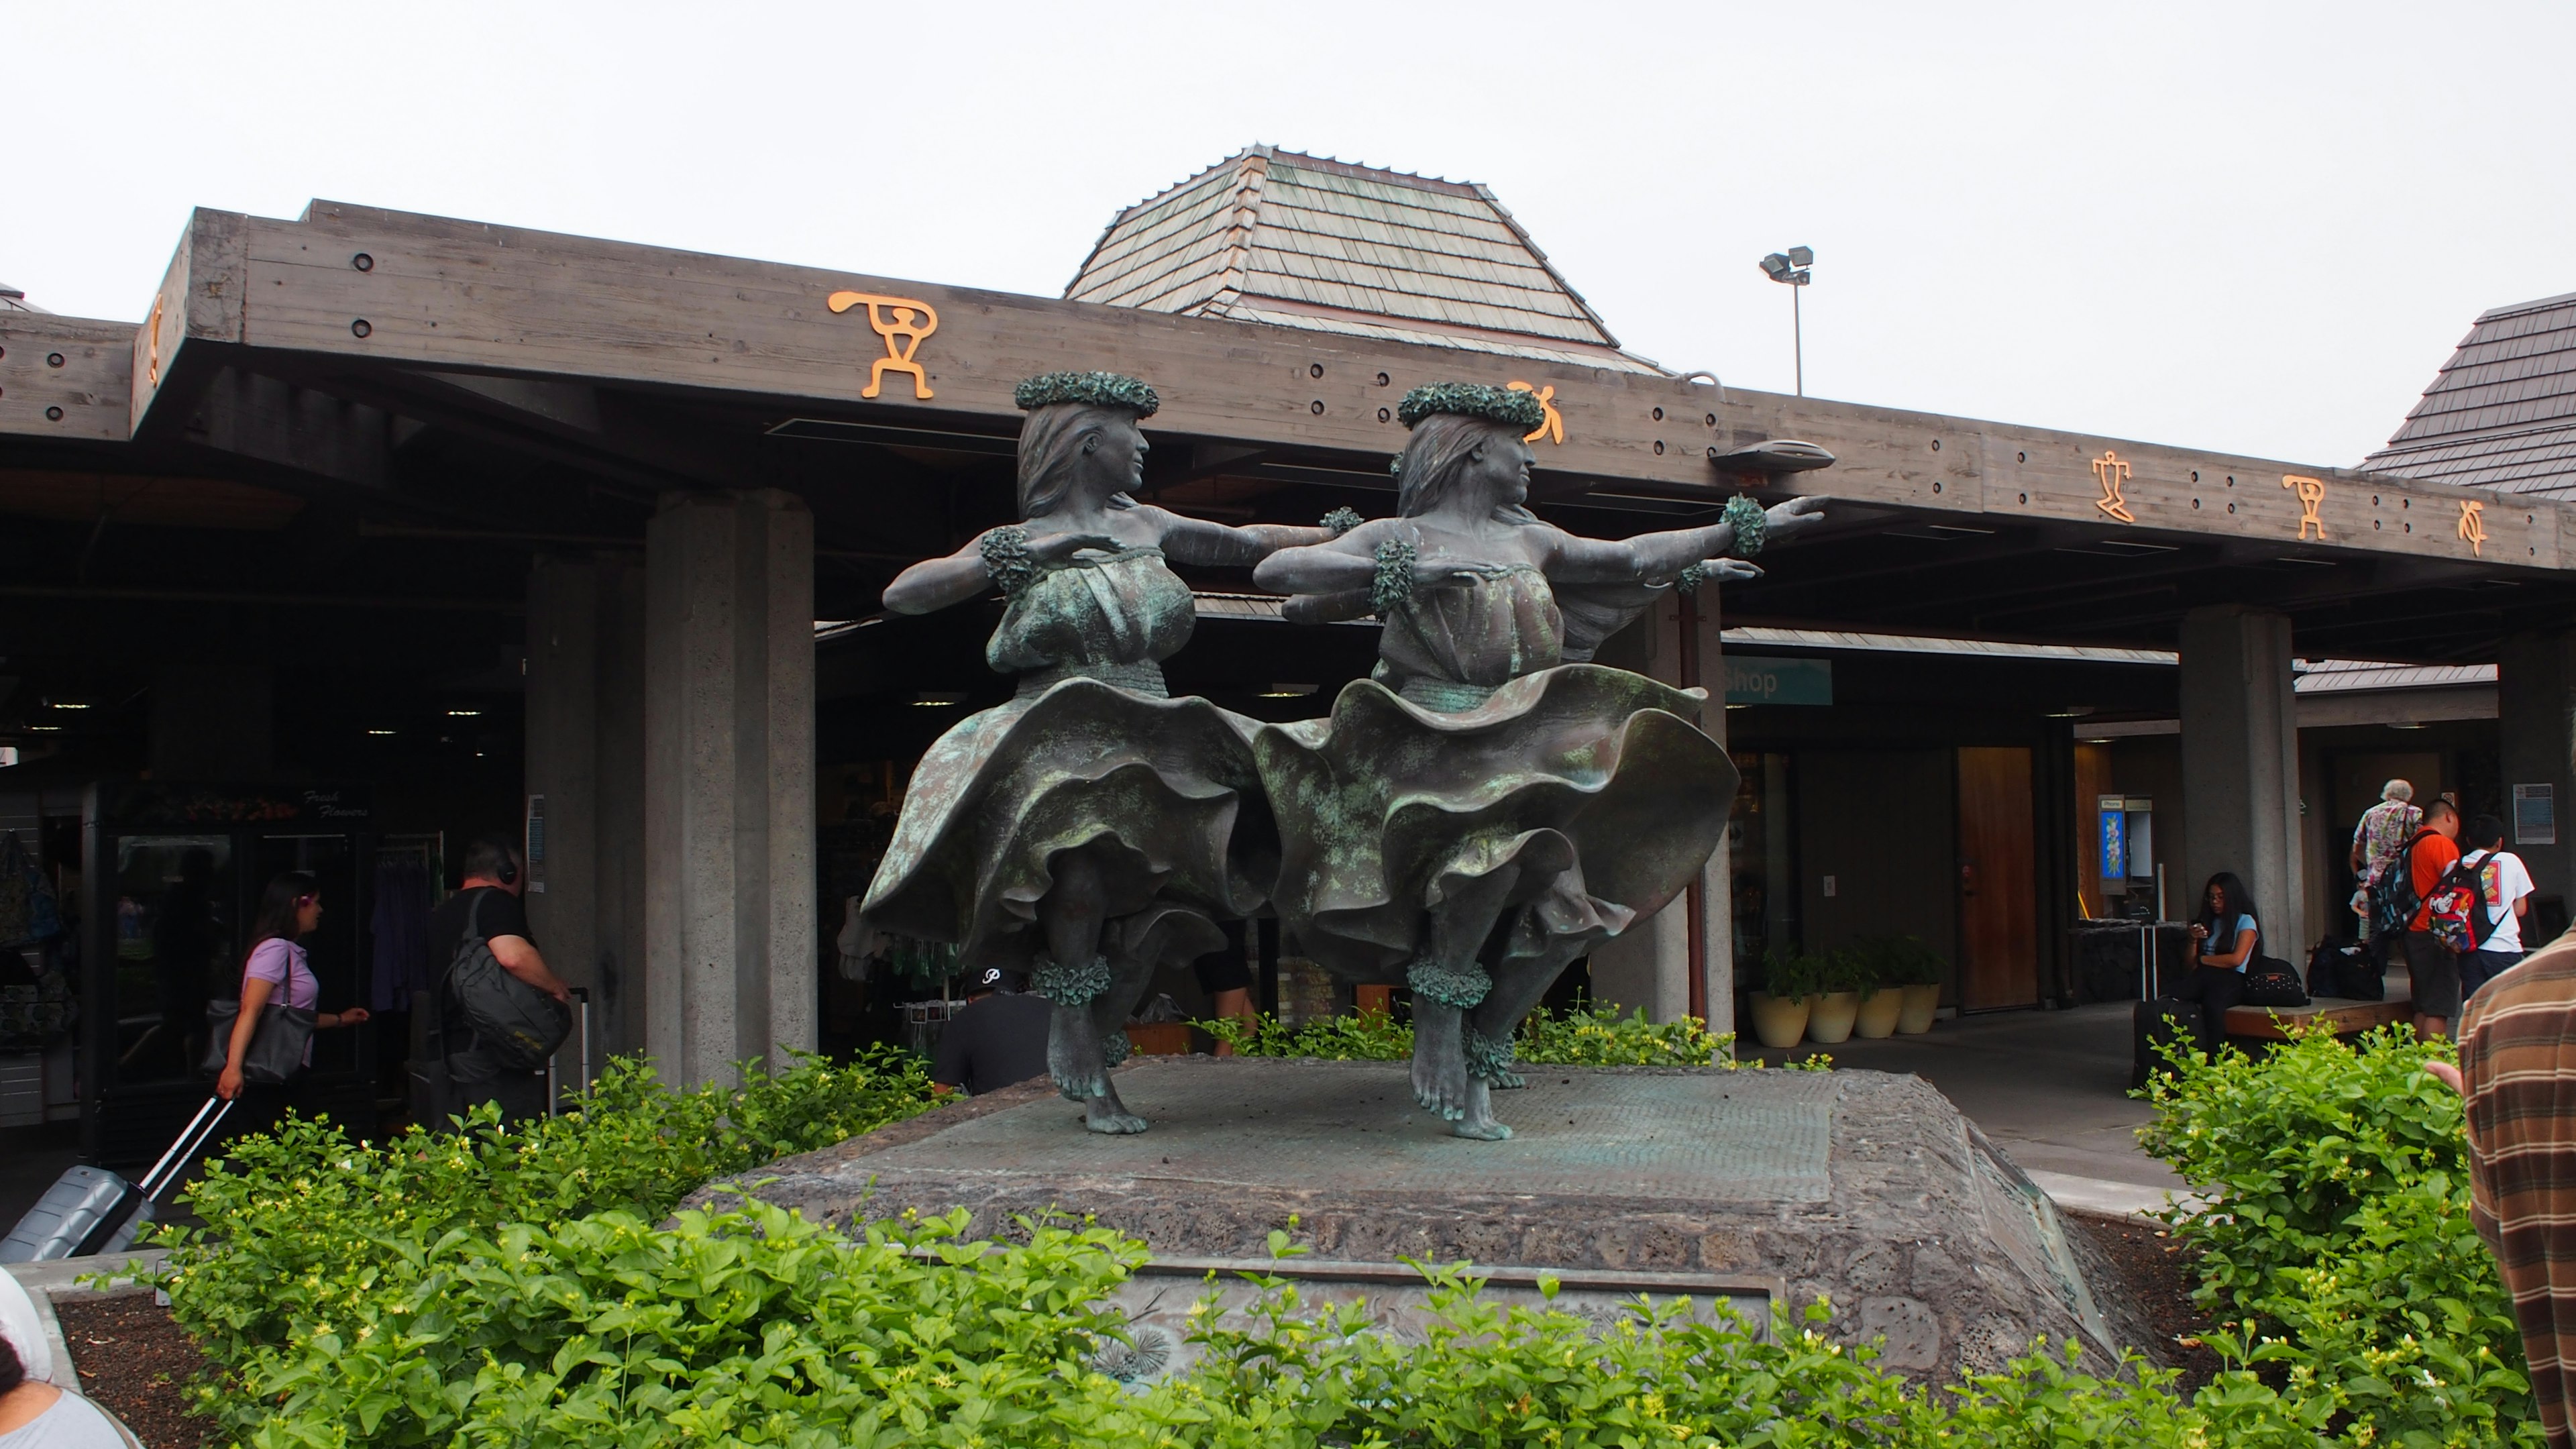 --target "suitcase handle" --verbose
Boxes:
[136,1097,235,1204]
